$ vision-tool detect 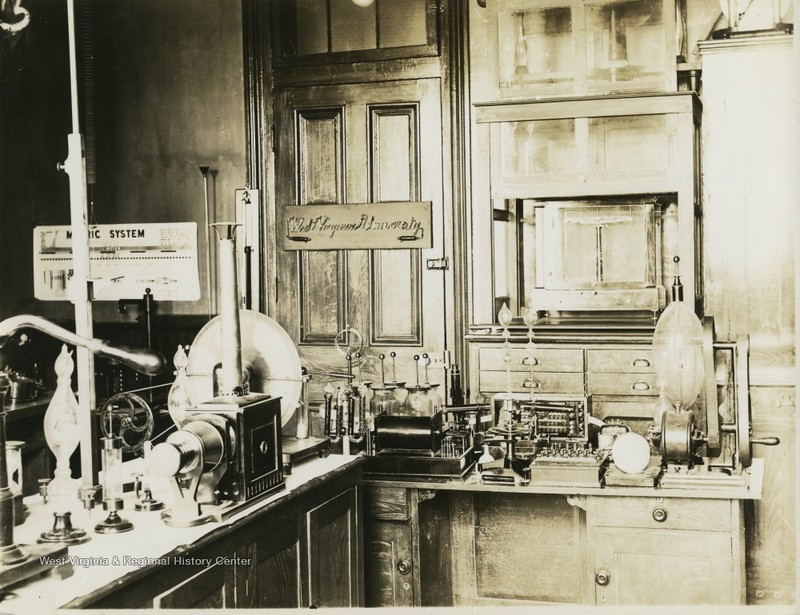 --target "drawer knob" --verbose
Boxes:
[631,358,651,367]
[595,569,610,586]
[397,559,412,575]
[652,508,668,523]
[521,356,538,366]
[631,381,651,391]
[522,379,540,389]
